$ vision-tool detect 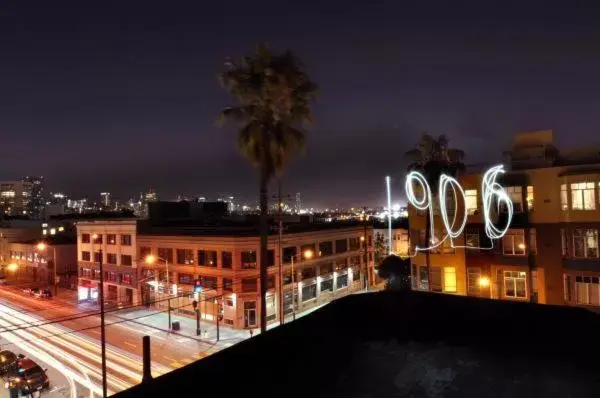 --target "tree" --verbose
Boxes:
[405,133,465,291]
[377,254,411,291]
[219,44,317,332]
[374,232,387,265]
